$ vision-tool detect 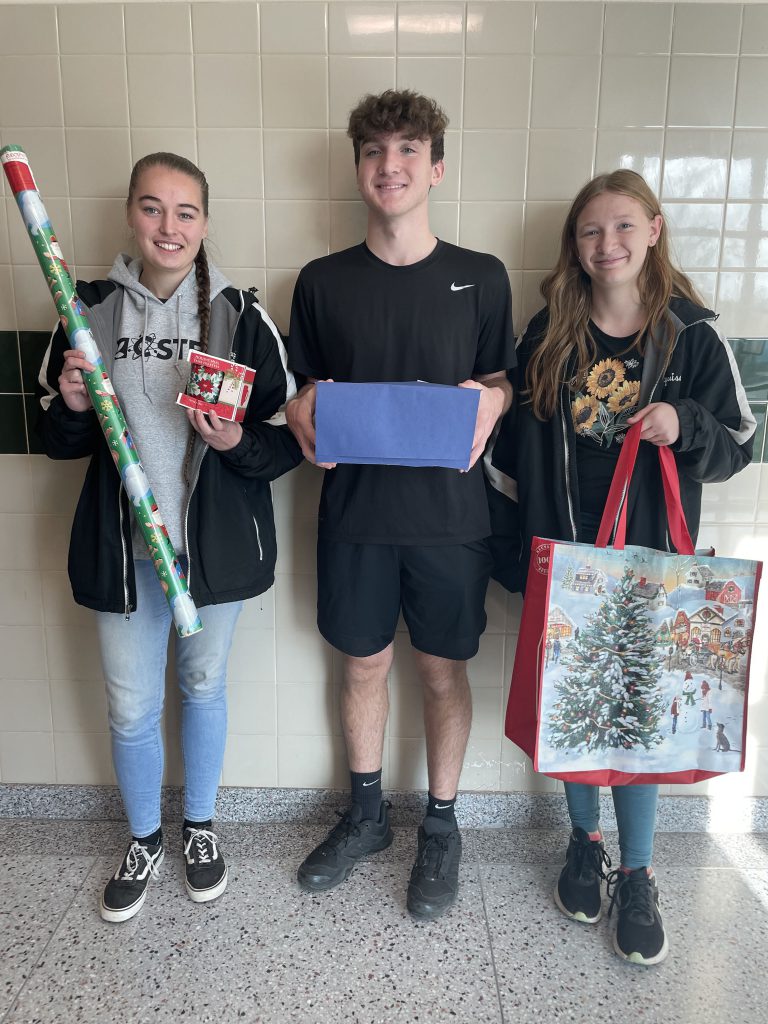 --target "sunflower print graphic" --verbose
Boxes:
[572,395,600,434]
[607,380,640,414]
[572,356,640,447]
[586,358,625,399]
